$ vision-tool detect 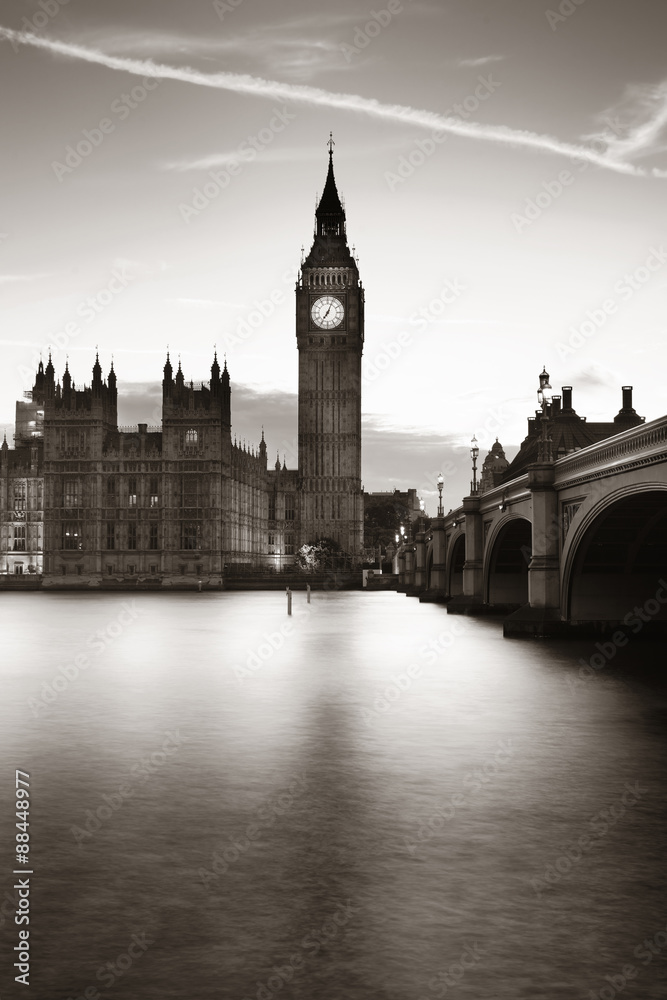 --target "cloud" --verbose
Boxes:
[2,26,666,178]
[161,144,327,173]
[0,272,51,285]
[68,24,347,79]
[458,55,505,68]
[166,296,243,308]
[583,80,667,166]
